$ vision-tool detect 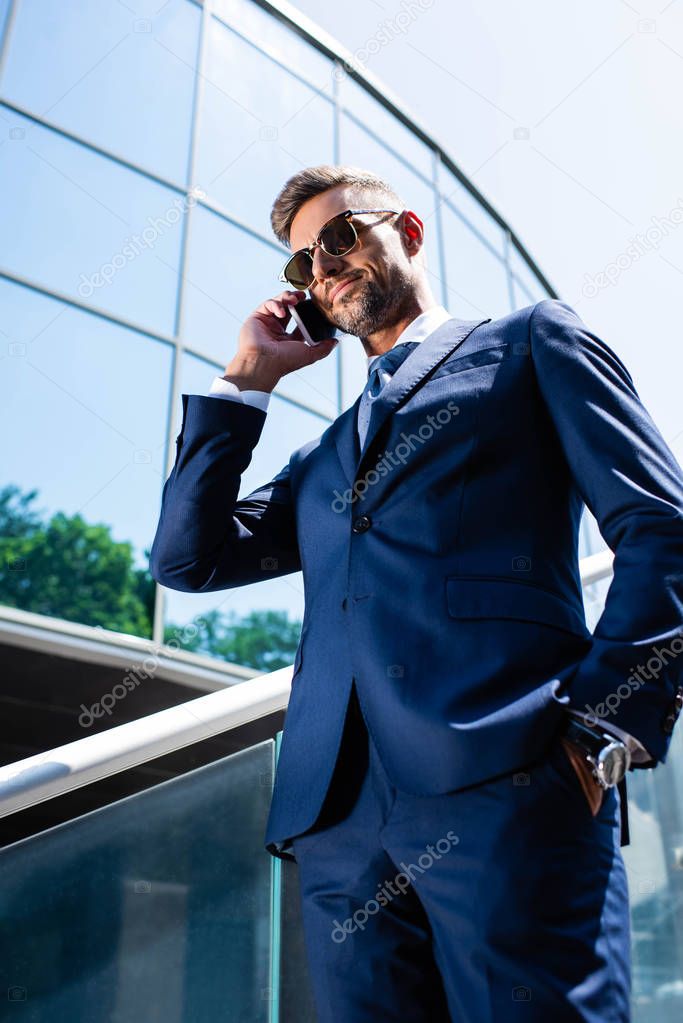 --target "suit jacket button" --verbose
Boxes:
[352,515,372,533]
[663,714,676,735]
